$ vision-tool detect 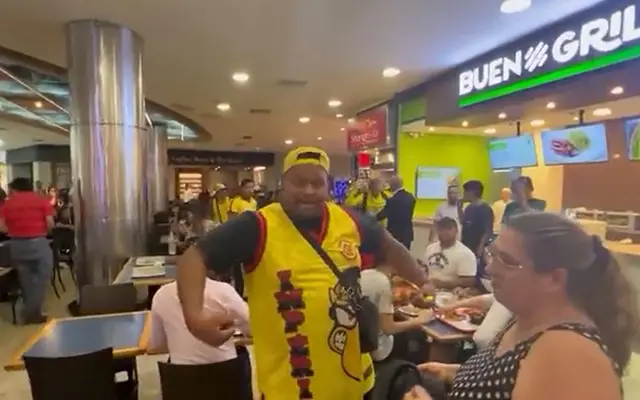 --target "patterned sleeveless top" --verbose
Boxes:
[450,323,621,399]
